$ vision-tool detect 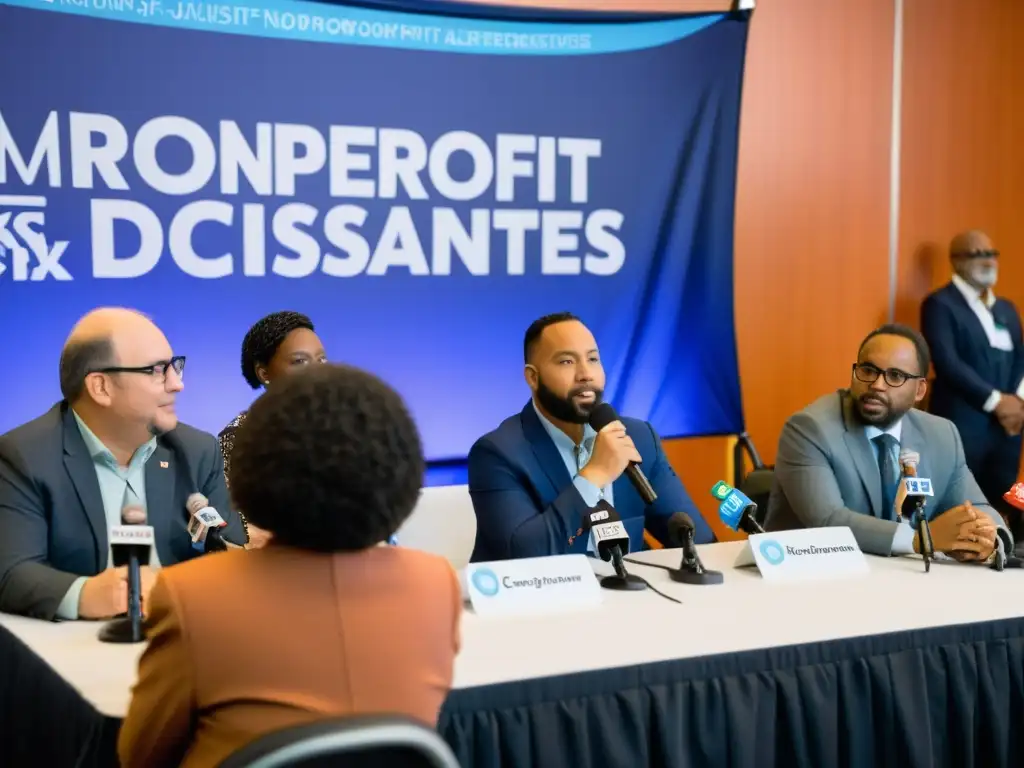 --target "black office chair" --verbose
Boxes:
[217,715,461,768]
[732,432,774,527]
